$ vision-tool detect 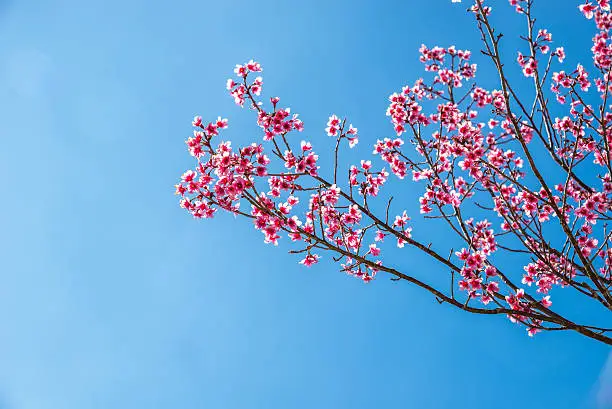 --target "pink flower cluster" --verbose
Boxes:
[326,115,359,147]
